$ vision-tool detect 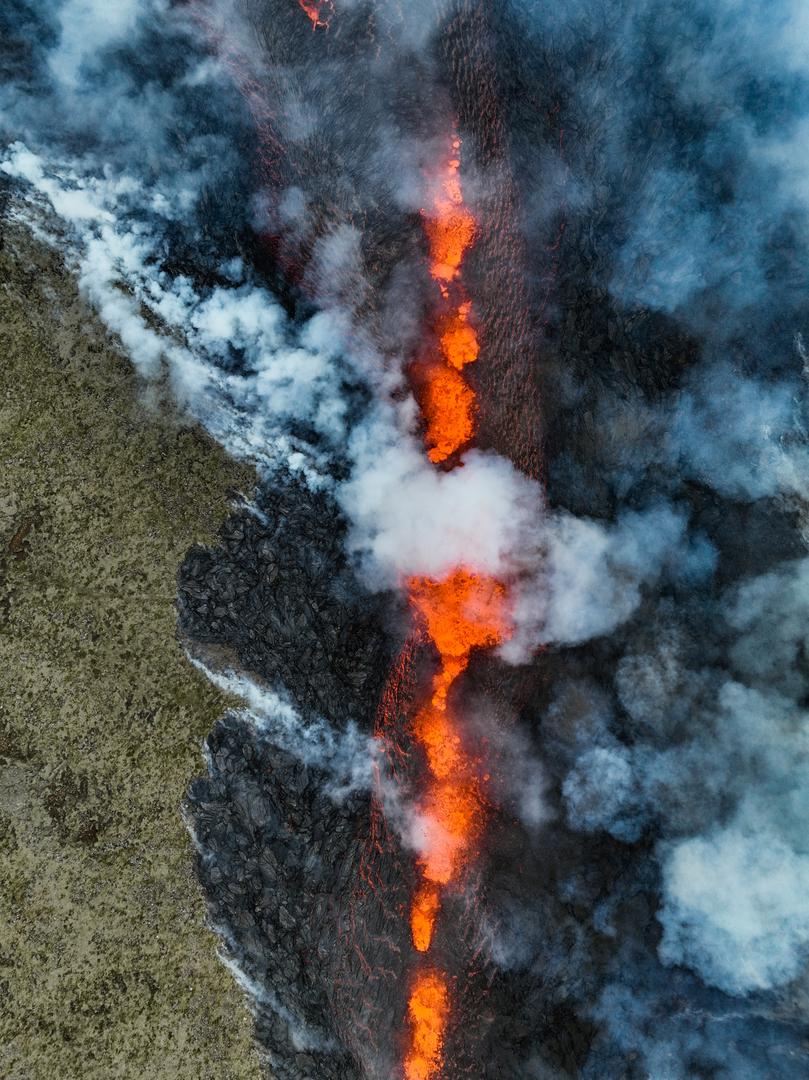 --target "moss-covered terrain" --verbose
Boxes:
[0,211,262,1079]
